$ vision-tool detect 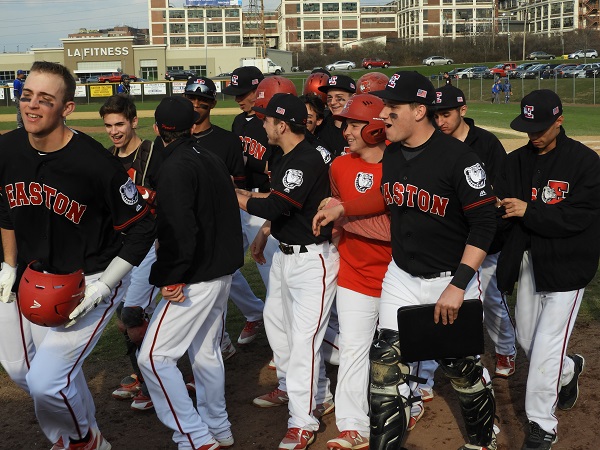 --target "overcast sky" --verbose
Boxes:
[0,0,284,53]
